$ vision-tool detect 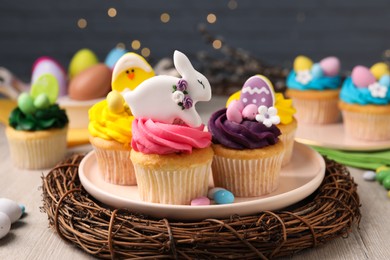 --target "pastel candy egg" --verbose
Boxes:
[370,62,389,80]
[242,104,258,120]
[105,47,127,69]
[214,190,235,204]
[363,171,376,181]
[383,175,390,190]
[69,48,99,80]
[311,63,324,79]
[0,198,24,223]
[379,75,390,87]
[18,92,36,115]
[226,100,244,123]
[207,187,226,199]
[30,74,59,104]
[376,170,390,184]
[0,212,11,239]
[319,56,340,77]
[351,65,376,88]
[32,57,67,97]
[107,90,125,113]
[293,55,313,72]
[240,75,275,107]
[33,93,50,109]
[191,196,211,206]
